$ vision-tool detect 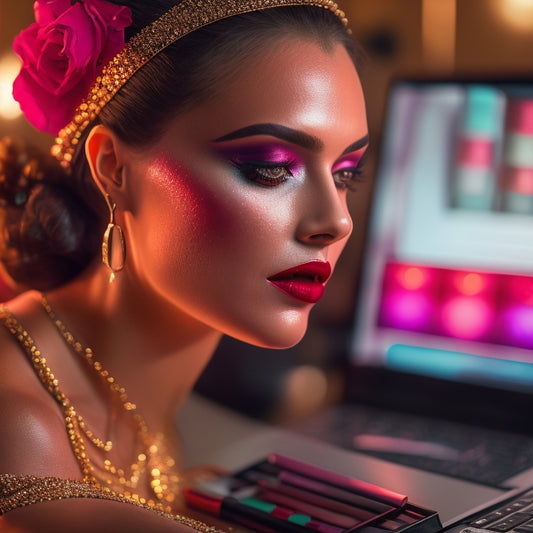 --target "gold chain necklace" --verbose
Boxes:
[0,303,224,531]
[39,294,180,513]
